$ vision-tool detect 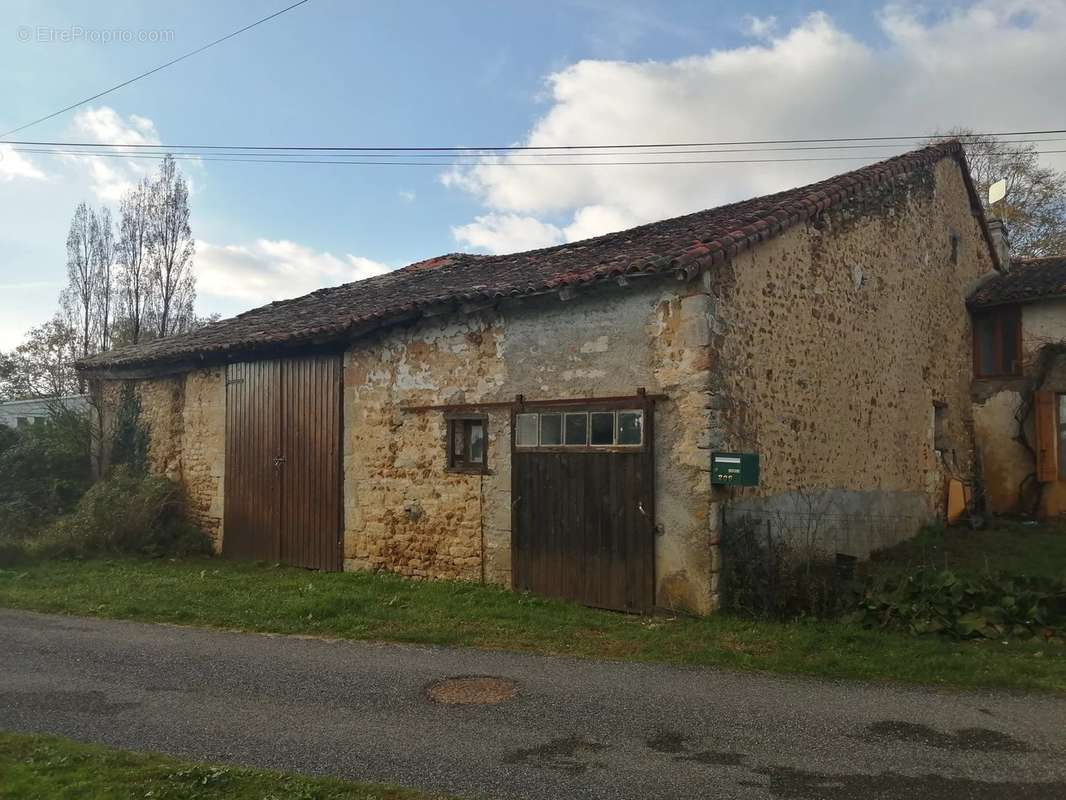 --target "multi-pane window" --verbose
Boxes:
[447,416,487,473]
[515,409,644,449]
[973,306,1021,377]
